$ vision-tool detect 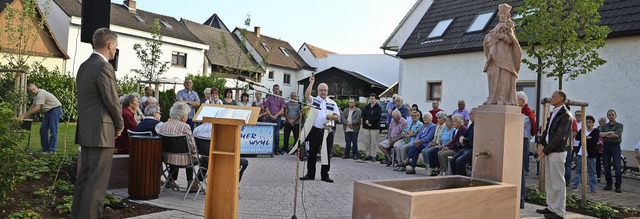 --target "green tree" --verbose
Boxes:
[132,19,169,97]
[516,0,611,89]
